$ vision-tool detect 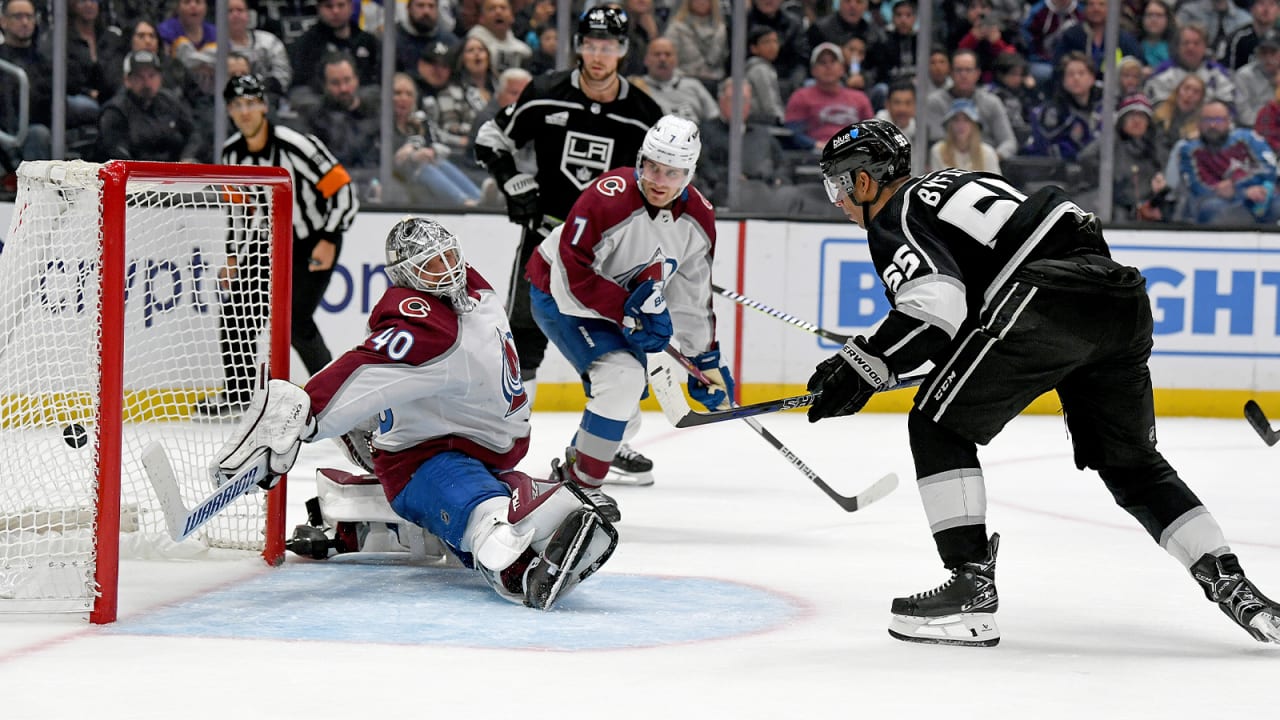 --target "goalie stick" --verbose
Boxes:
[141,441,272,542]
[1244,400,1280,446]
[654,349,898,512]
[711,284,850,343]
